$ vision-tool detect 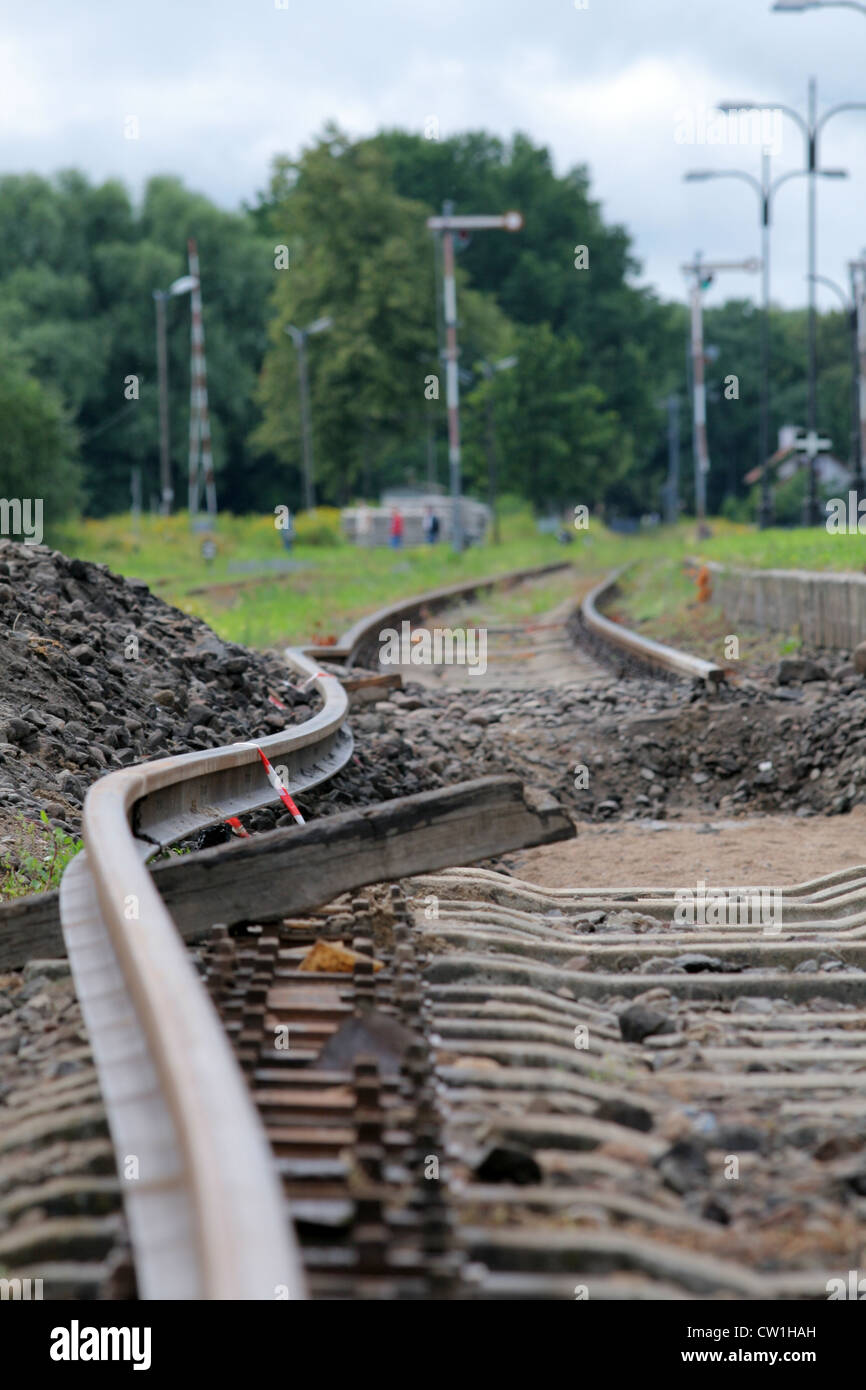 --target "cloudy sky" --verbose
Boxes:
[2,0,865,309]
